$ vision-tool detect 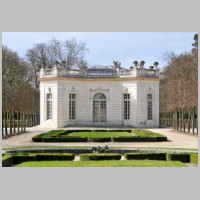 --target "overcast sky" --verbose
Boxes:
[2,32,196,69]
